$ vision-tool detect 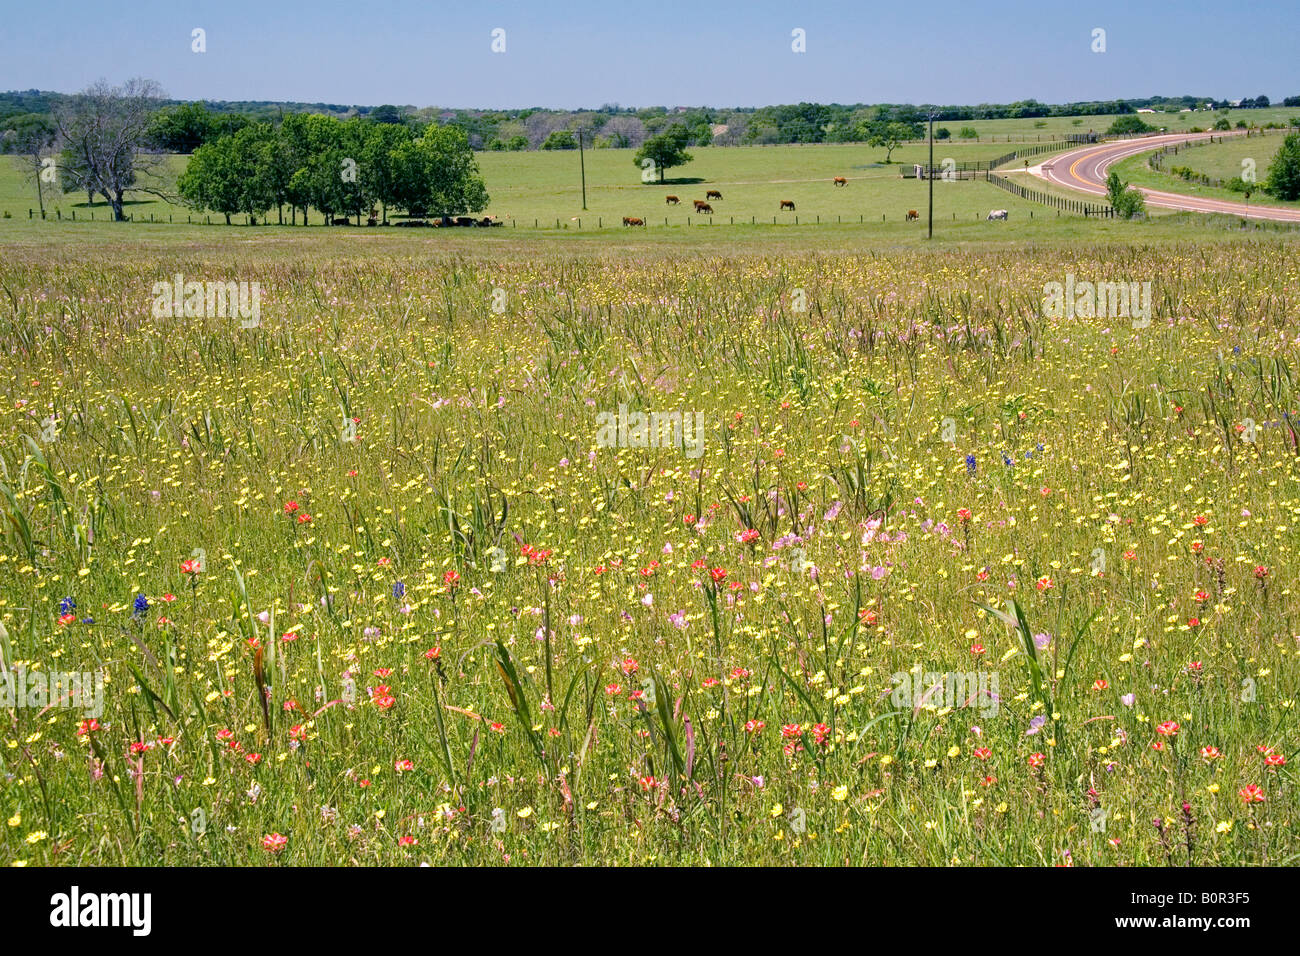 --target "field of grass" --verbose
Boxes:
[0,226,1297,866]
[0,142,1065,230]
[1111,129,1300,210]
